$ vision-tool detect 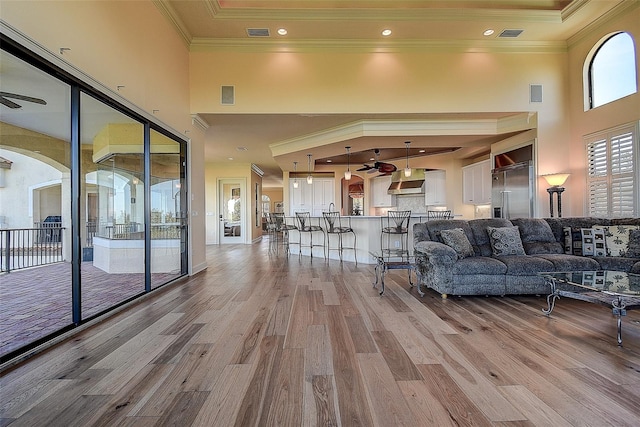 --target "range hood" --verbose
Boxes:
[387,169,425,195]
